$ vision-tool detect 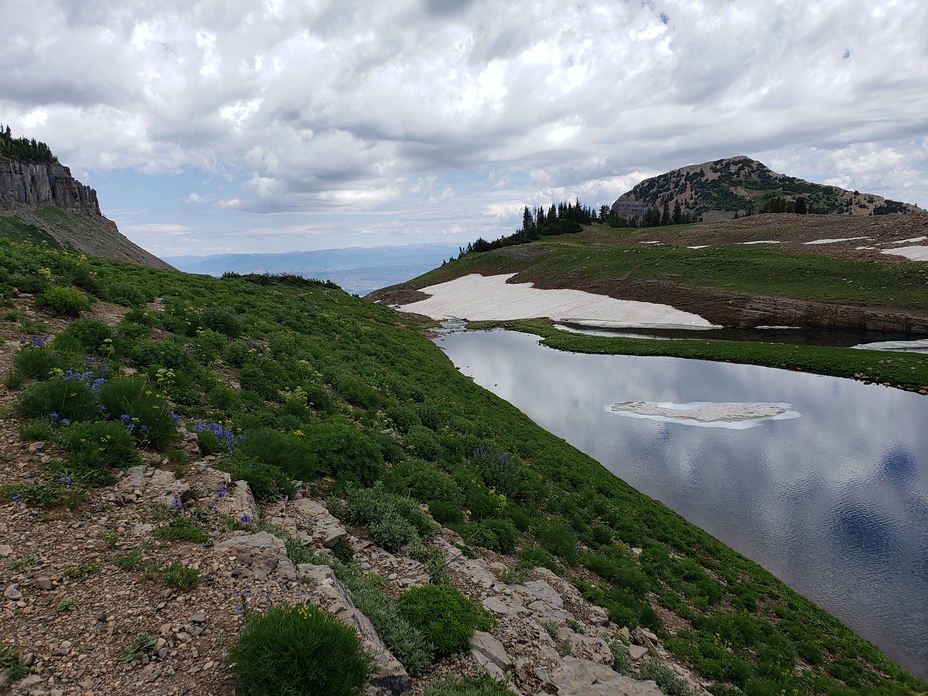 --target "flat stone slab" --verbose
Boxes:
[548,657,663,696]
